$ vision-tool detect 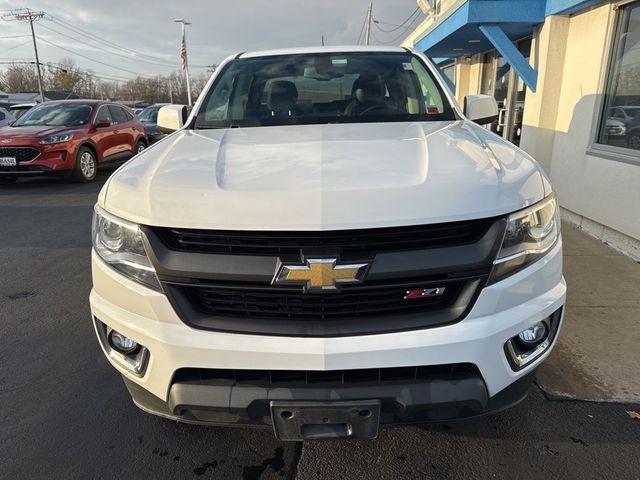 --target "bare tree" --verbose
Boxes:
[0,64,41,92]
[0,60,217,104]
